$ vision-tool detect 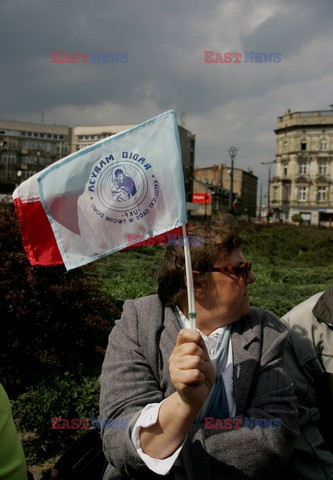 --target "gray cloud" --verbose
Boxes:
[0,0,332,193]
